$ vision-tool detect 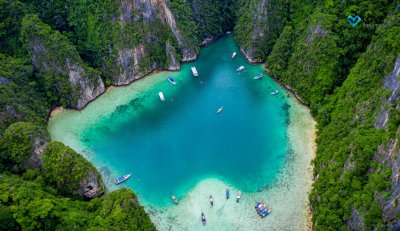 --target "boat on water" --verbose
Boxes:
[254,74,263,80]
[236,66,245,71]
[226,31,232,34]
[232,52,237,58]
[170,194,178,204]
[159,92,165,101]
[217,106,224,114]
[255,200,272,218]
[114,174,131,185]
[191,67,199,77]
[201,212,206,225]
[270,90,279,95]
[226,188,230,199]
[236,191,241,203]
[168,77,176,85]
[210,195,214,207]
